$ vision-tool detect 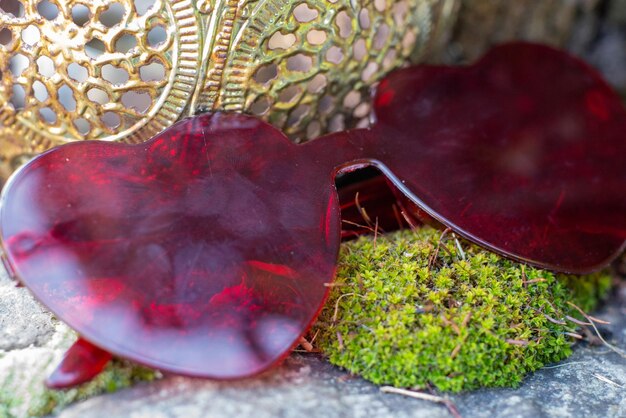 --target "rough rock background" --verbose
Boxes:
[435,0,626,95]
